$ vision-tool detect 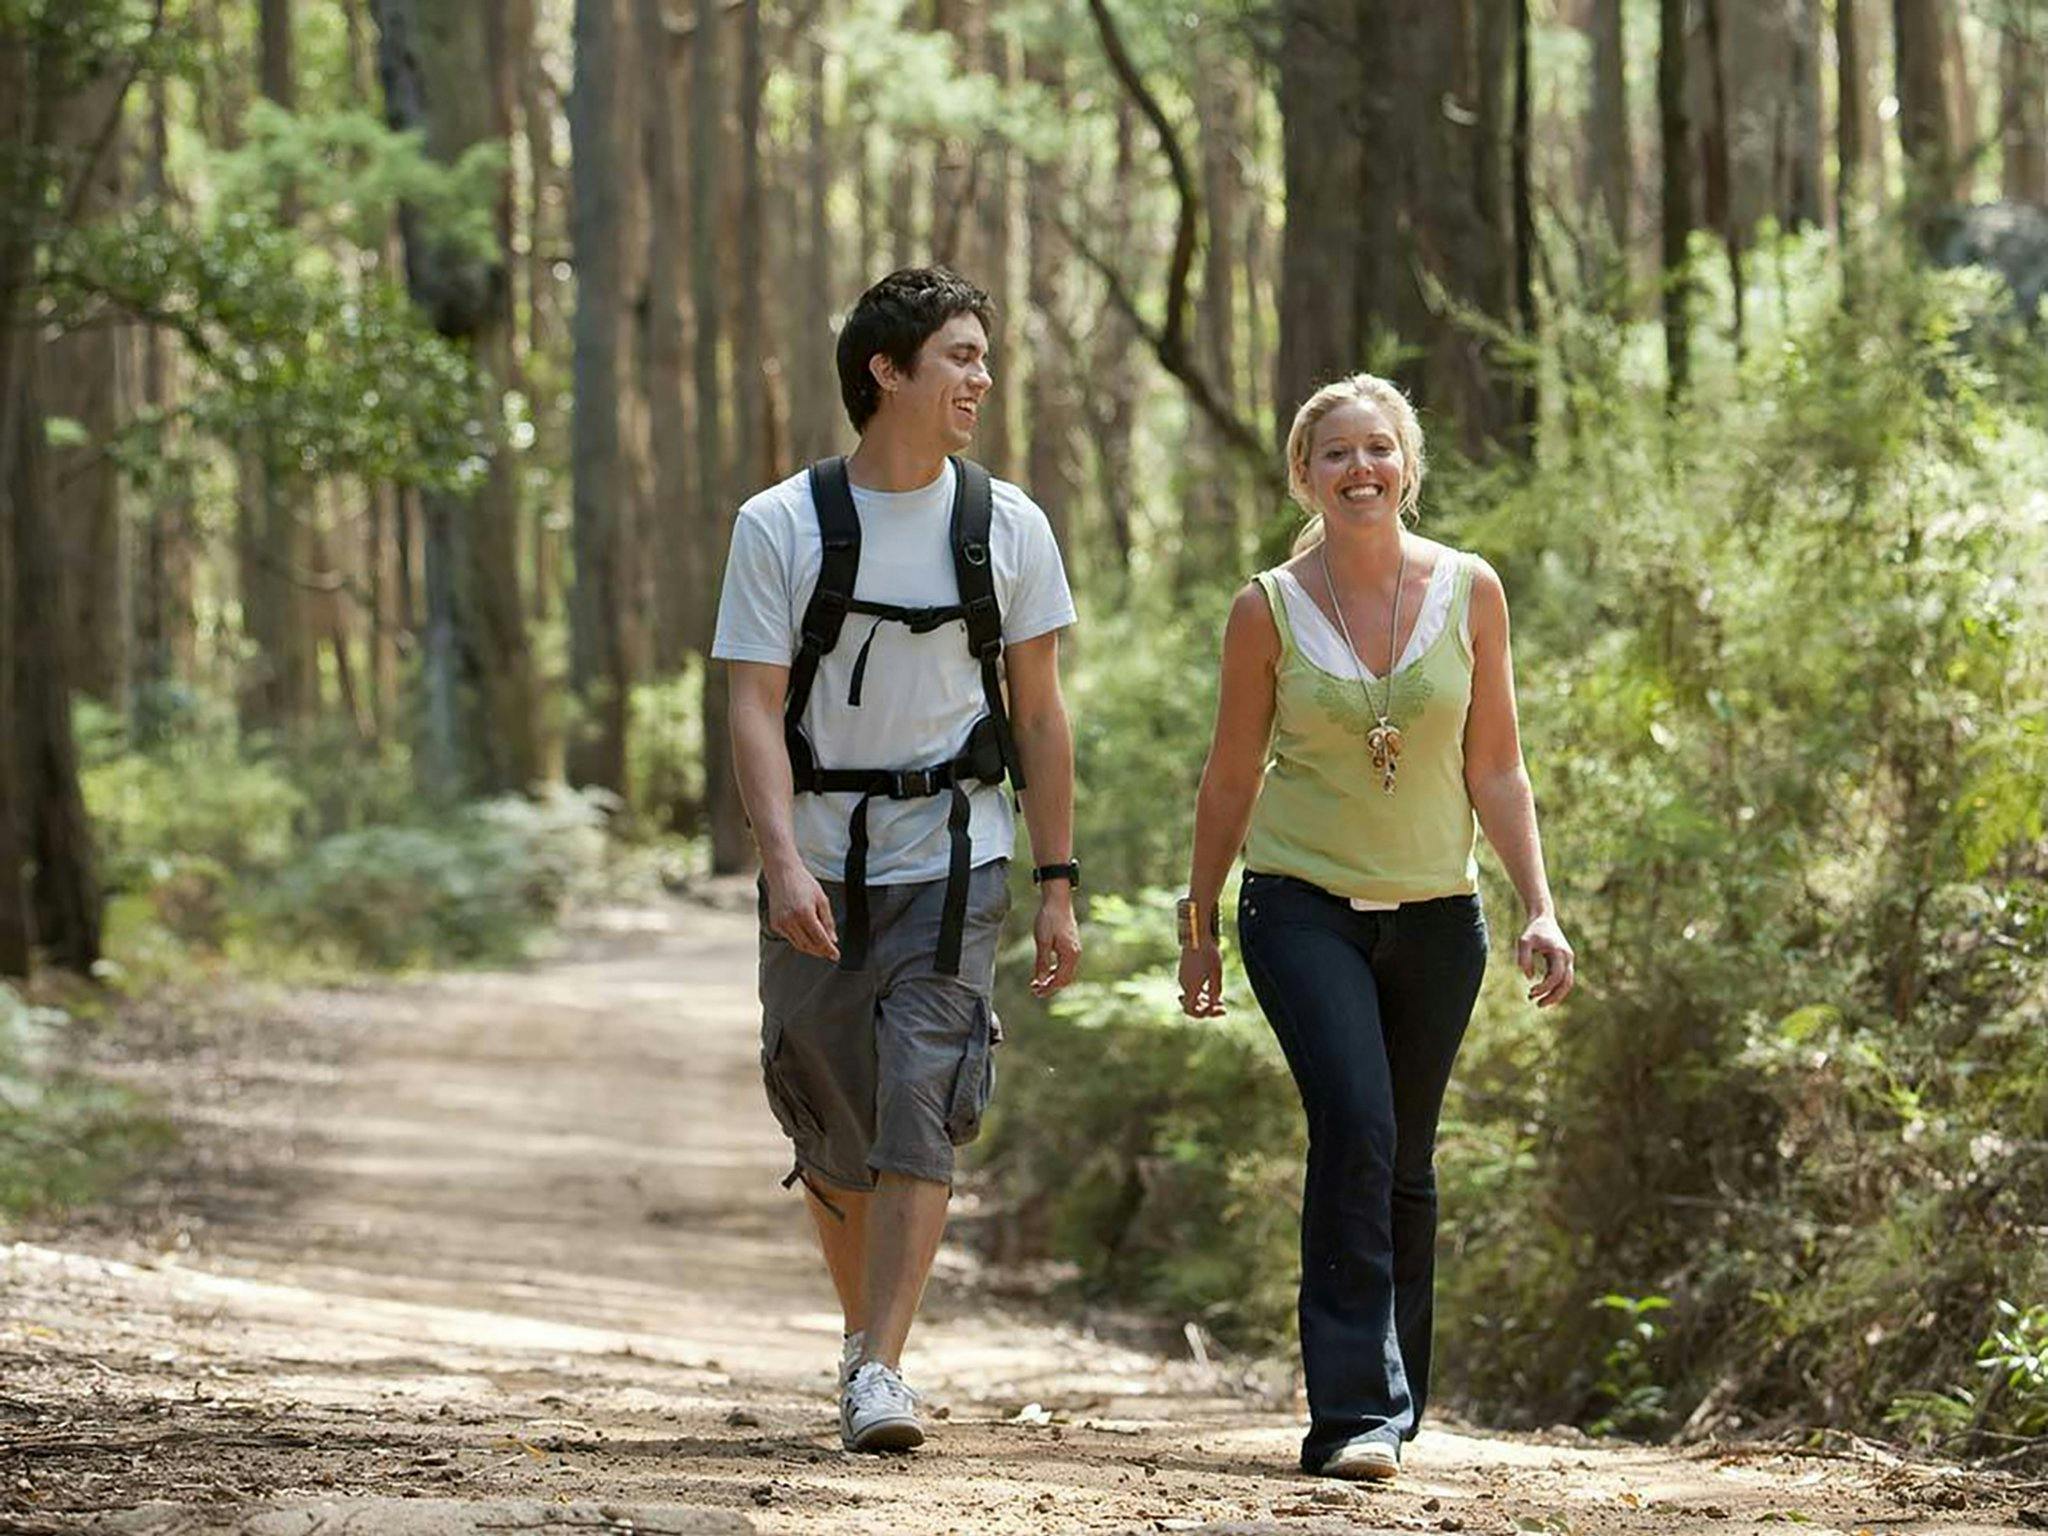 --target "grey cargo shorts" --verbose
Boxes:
[757,859,1010,1192]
